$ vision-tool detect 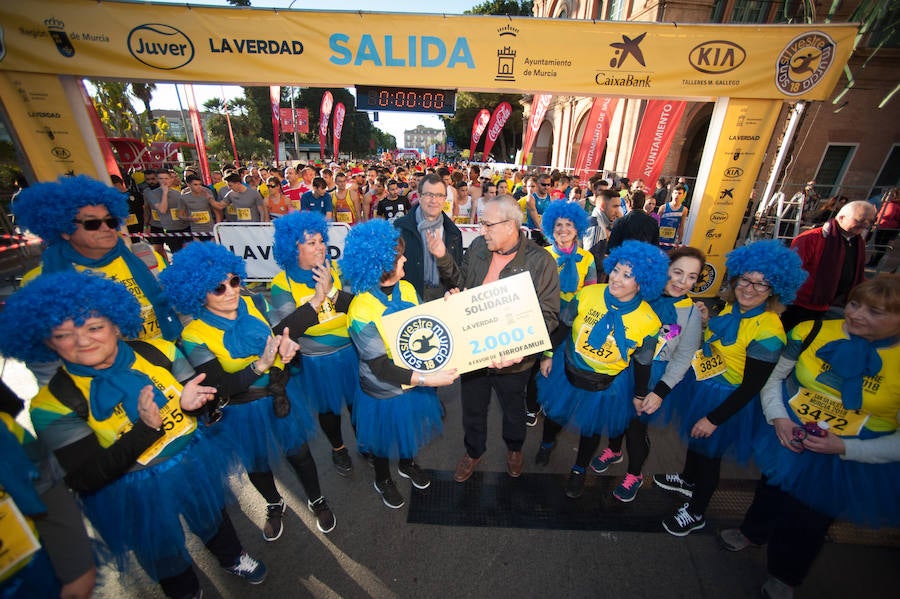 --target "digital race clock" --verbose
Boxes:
[355,85,456,114]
